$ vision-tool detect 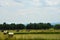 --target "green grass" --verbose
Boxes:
[0,30,60,40]
[15,34,60,39]
[14,32,60,34]
[2,38,60,40]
